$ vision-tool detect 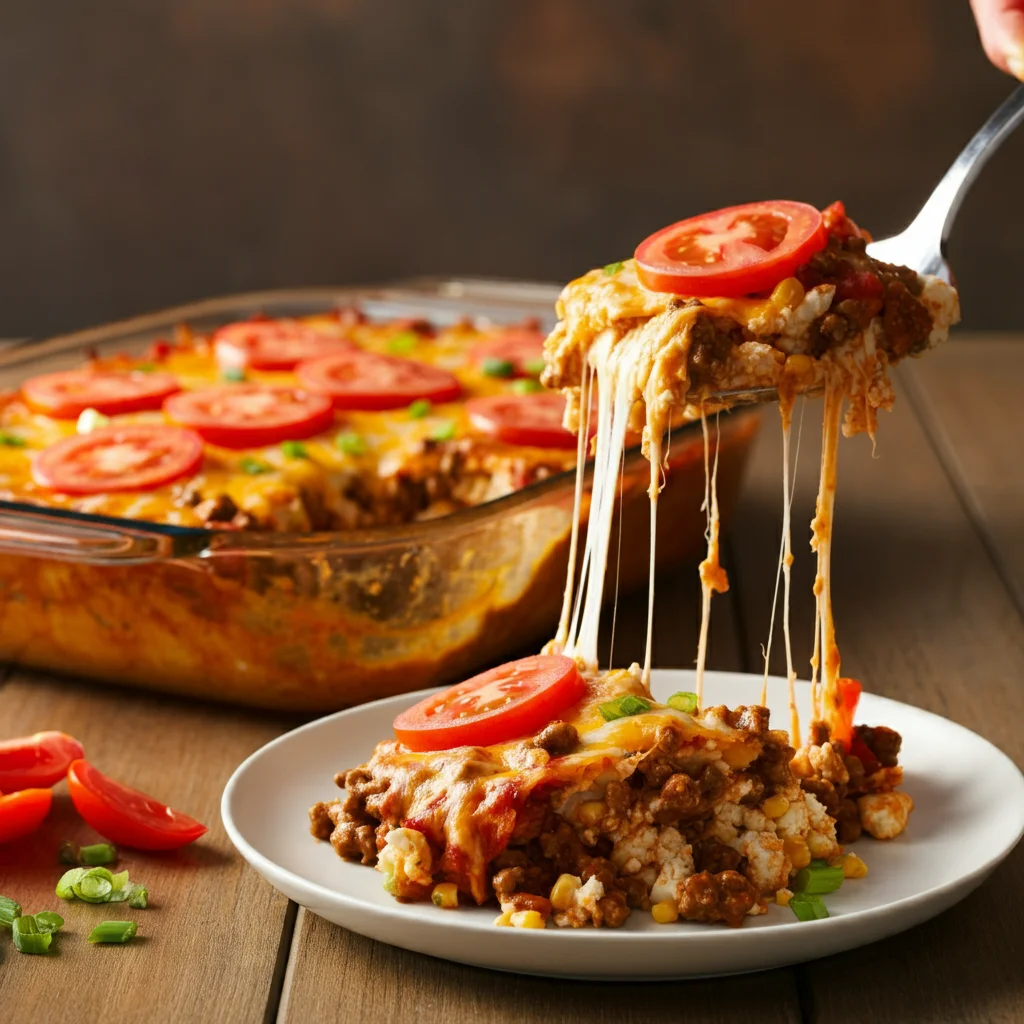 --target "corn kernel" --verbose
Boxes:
[549,873,582,911]
[807,832,834,859]
[431,882,459,909]
[785,353,815,384]
[576,800,607,827]
[493,911,513,927]
[783,836,811,870]
[762,794,790,820]
[841,852,868,879]
[722,744,757,769]
[650,900,679,924]
[775,888,793,907]
[771,277,805,310]
[510,910,546,929]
